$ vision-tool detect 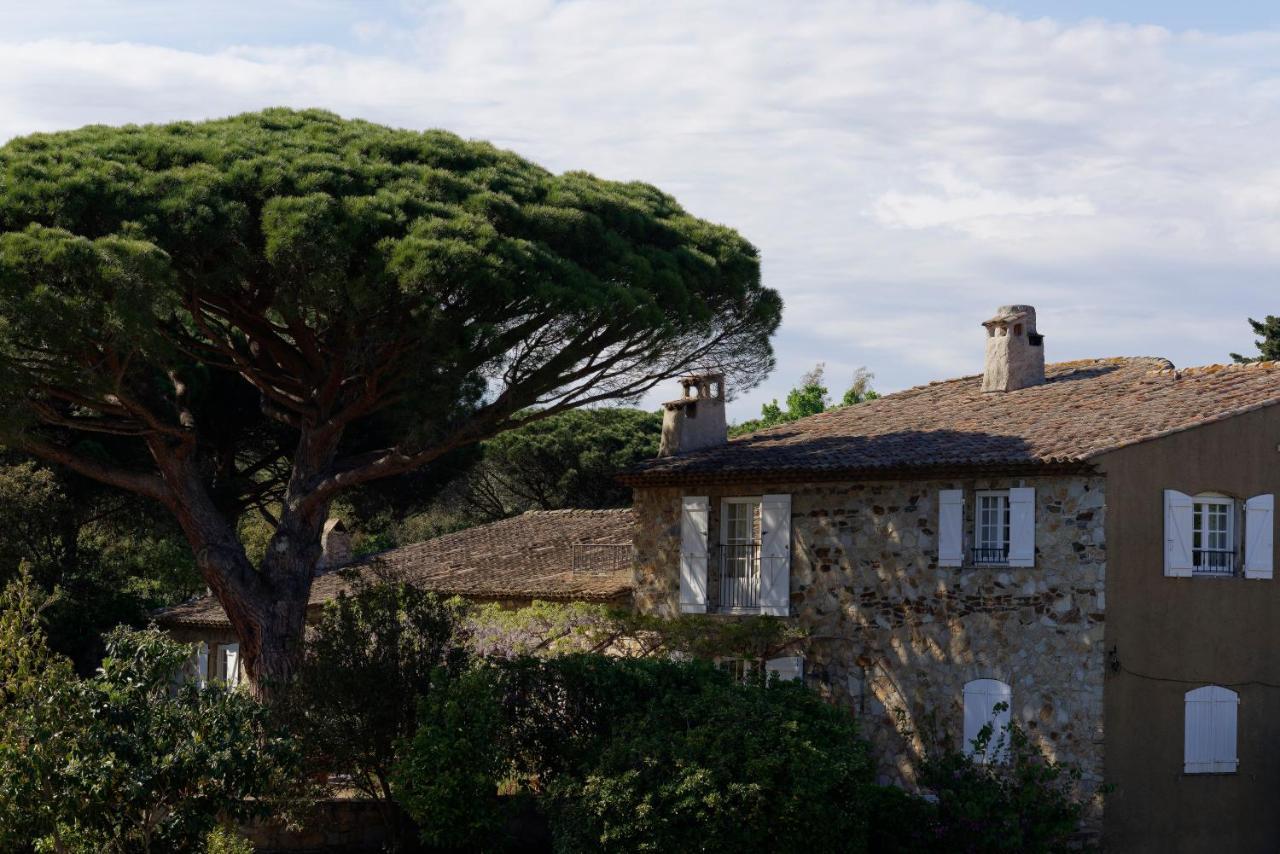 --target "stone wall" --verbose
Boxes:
[632,474,1107,824]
